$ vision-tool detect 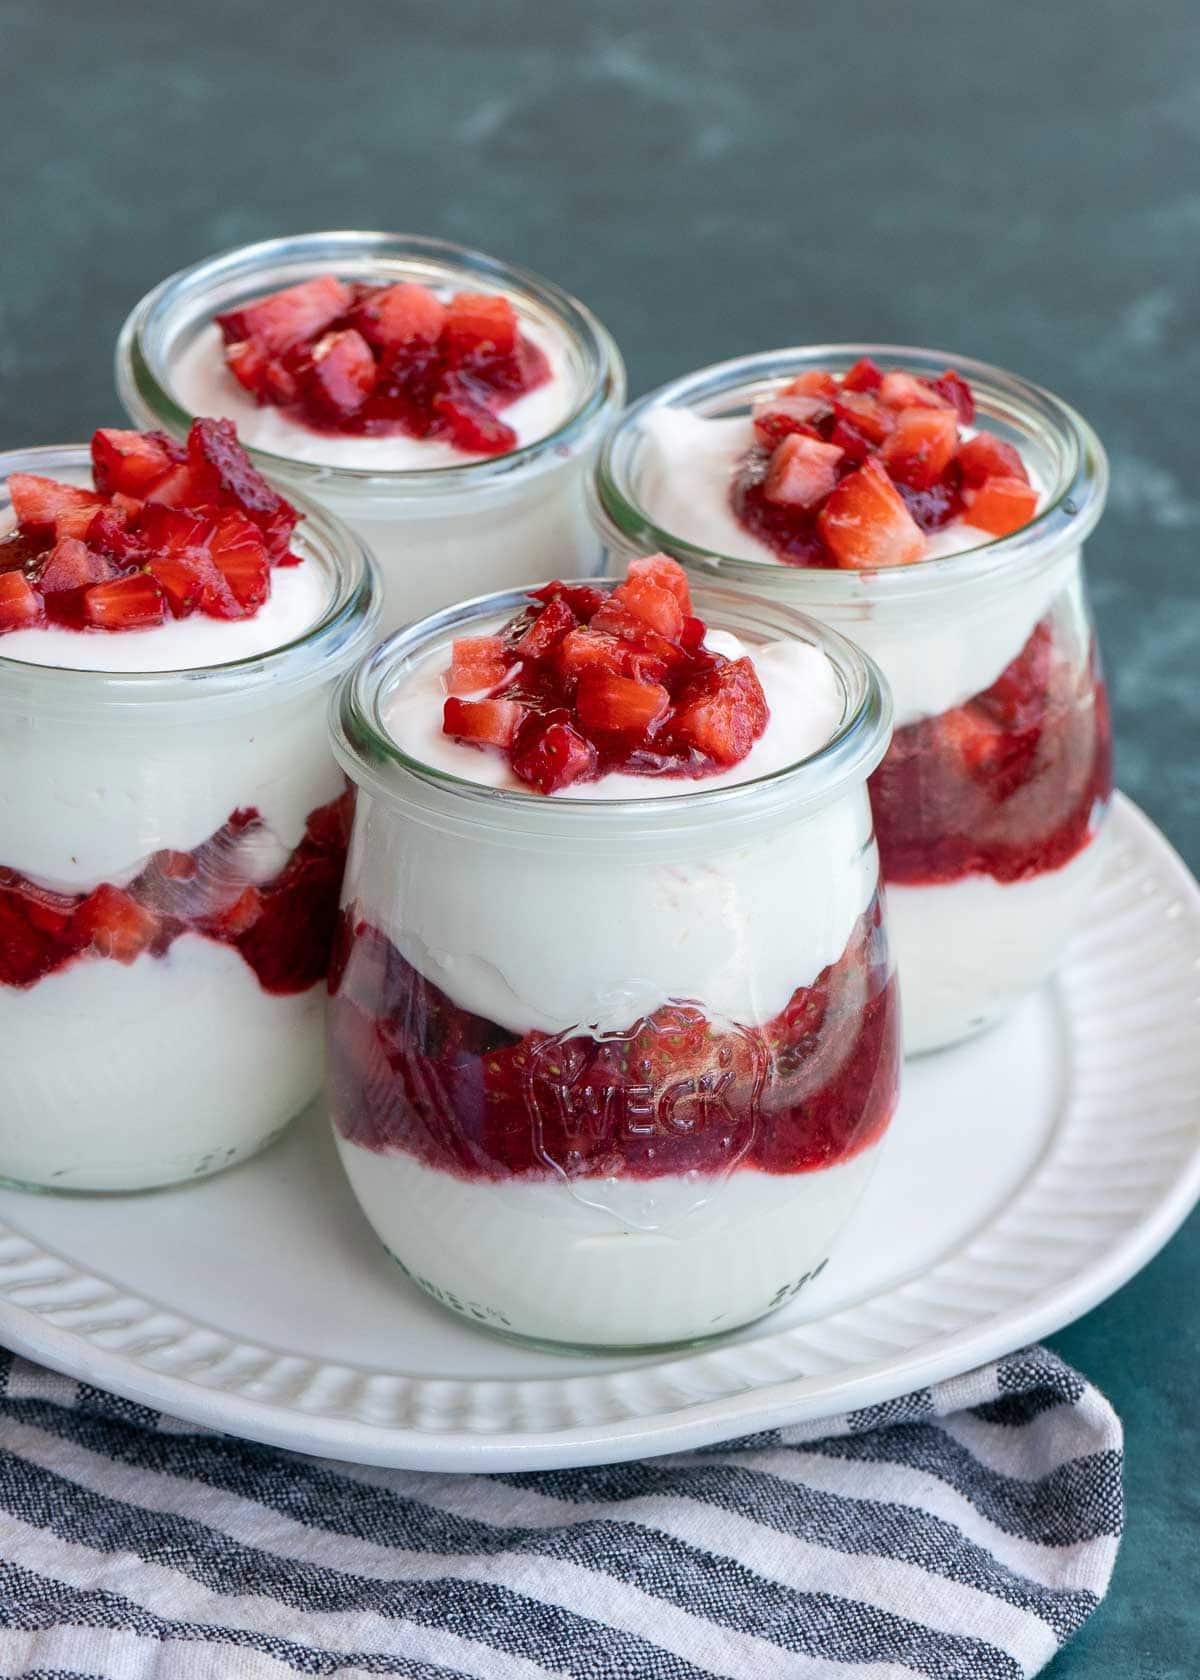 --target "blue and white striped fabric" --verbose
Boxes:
[0,1345,1120,1679]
